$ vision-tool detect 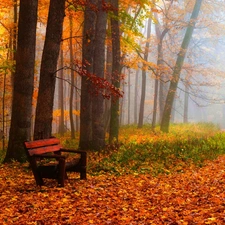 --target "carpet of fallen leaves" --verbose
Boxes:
[1,156,225,225]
